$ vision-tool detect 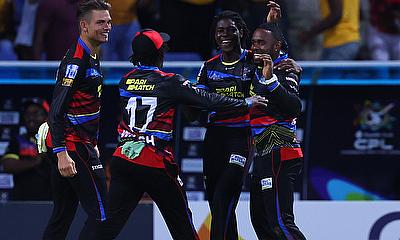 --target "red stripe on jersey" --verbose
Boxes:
[207,54,221,63]
[250,115,279,126]
[123,69,138,78]
[214,114,250,124]
[154,70,175,77]
[113,145,166,168]
[69,98,97,108]
[73,43,84,59]
[72,90,93,100]
[147,108,175,131]
[280,147,303,161]
[46,131,52,148]
[65,134,95,145]
[65,141,77,151]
